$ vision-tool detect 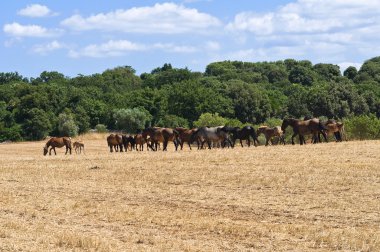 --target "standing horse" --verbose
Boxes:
[315,119,345,142]
[107,134,123,152]
[257,126,285,146]
[281,118,327,145]
[122,134,135,151]
[222,126,259,147]
[142,127,180,151]
[175,127,199,150]
[43,137,72,156]
[73,141,85,154]
[191,126,232,149]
